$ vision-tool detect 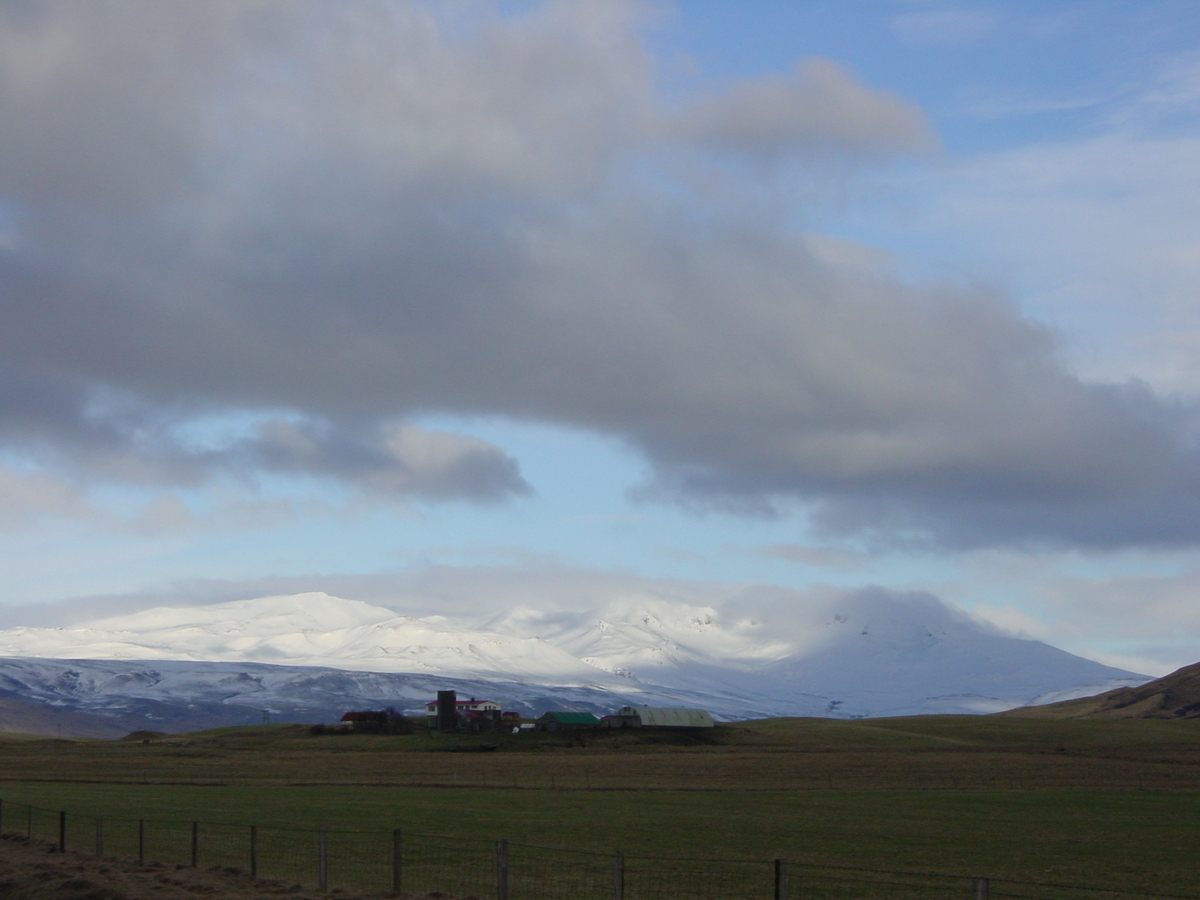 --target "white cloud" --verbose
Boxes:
[968,603,1051,640]
[373,422,531,500]
[942,546,1200,676]
[890,128,1200,392]
[127,494,197,533]
[0,466,94,528]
